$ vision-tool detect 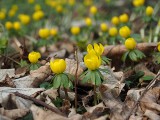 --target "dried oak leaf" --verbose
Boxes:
[0,107,29,120]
